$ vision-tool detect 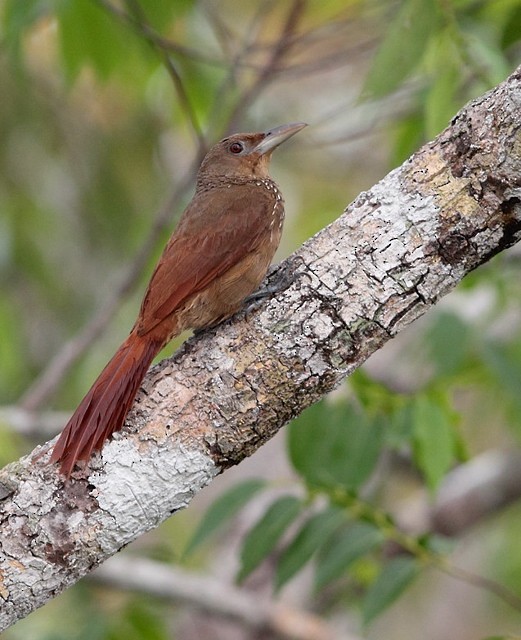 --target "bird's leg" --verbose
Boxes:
[242,255,307,313]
